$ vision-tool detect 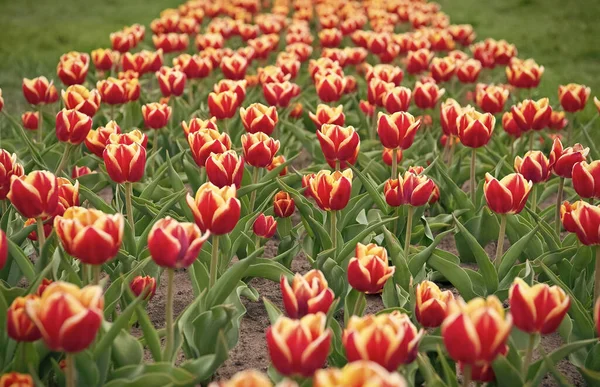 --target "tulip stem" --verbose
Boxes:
[404,206,414,261]
[530,184,538,213]
[55,143,73,177]
[66,352,76,387]
[391,147,398,180]
[110,105,115,121]
[36,217,46,253]
[331,211,337,259]
[555,177,565,235]
[223,118,229,135]
[470,148,477,201]
[495,214,507,269]
[37,105,44,143]
[462,364,471,387]
[594,246,600,302]
[164,268,174,362]
[209,236,220,287]
[448,137,456,166]
[393,206,400,235]
[249,167,260,210]
[522,333,537,378]
[125,182,135,234]
[1,200,6,215]
[528,131,534,151]
[92,265,101,285]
